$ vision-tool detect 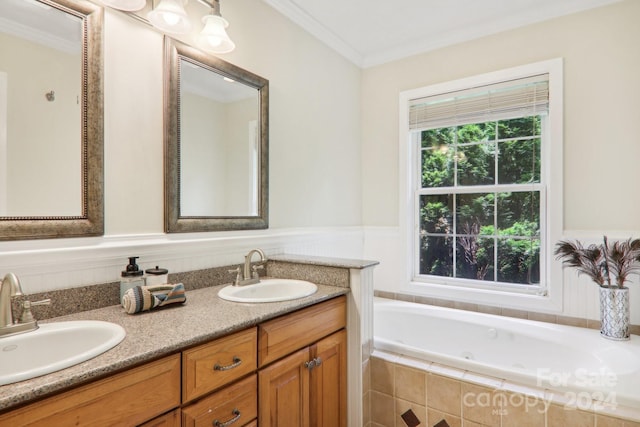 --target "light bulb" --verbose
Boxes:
[198,14,235,53]
[162,13,180,26]
[147,0,191,34]
[206,36,223,47]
